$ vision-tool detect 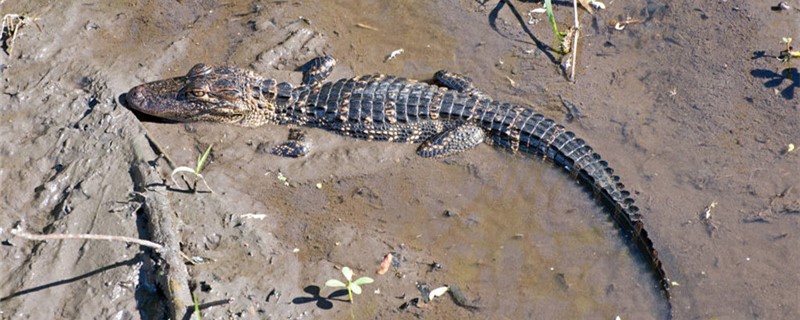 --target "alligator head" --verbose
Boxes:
[126,64,278,127]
